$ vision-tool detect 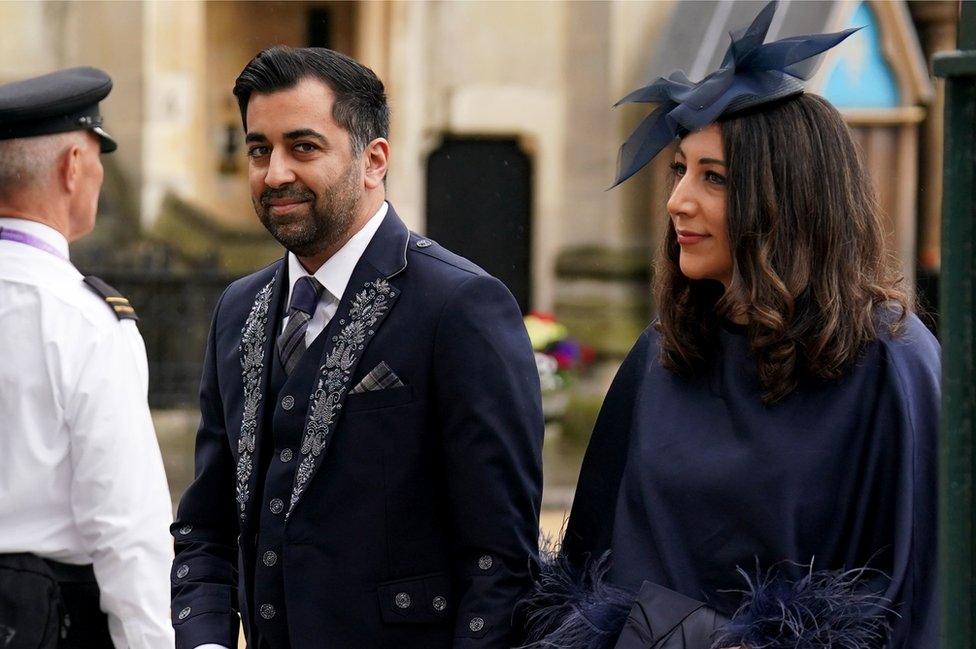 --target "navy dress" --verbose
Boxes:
[562,313,939,648]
